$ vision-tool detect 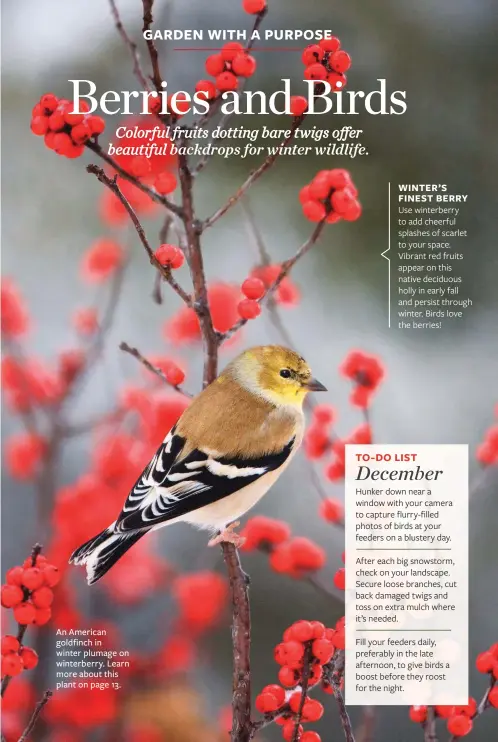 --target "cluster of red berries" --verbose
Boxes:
[30,94,105,158]
[340,349,385,407]
[1,637,38,680]
[241,517,326,577]
[238,277,265,320]
[202,42,257,96]
[1,279,29,339]
[300,168,361,224]
[173,571,228,632]
[303,38,351,92]
[154,243,185,271]
[1,552,59,681]
[409,696,494,737]
[81,238,125,283]
[254,618,344,741]
[476,643,498,679]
